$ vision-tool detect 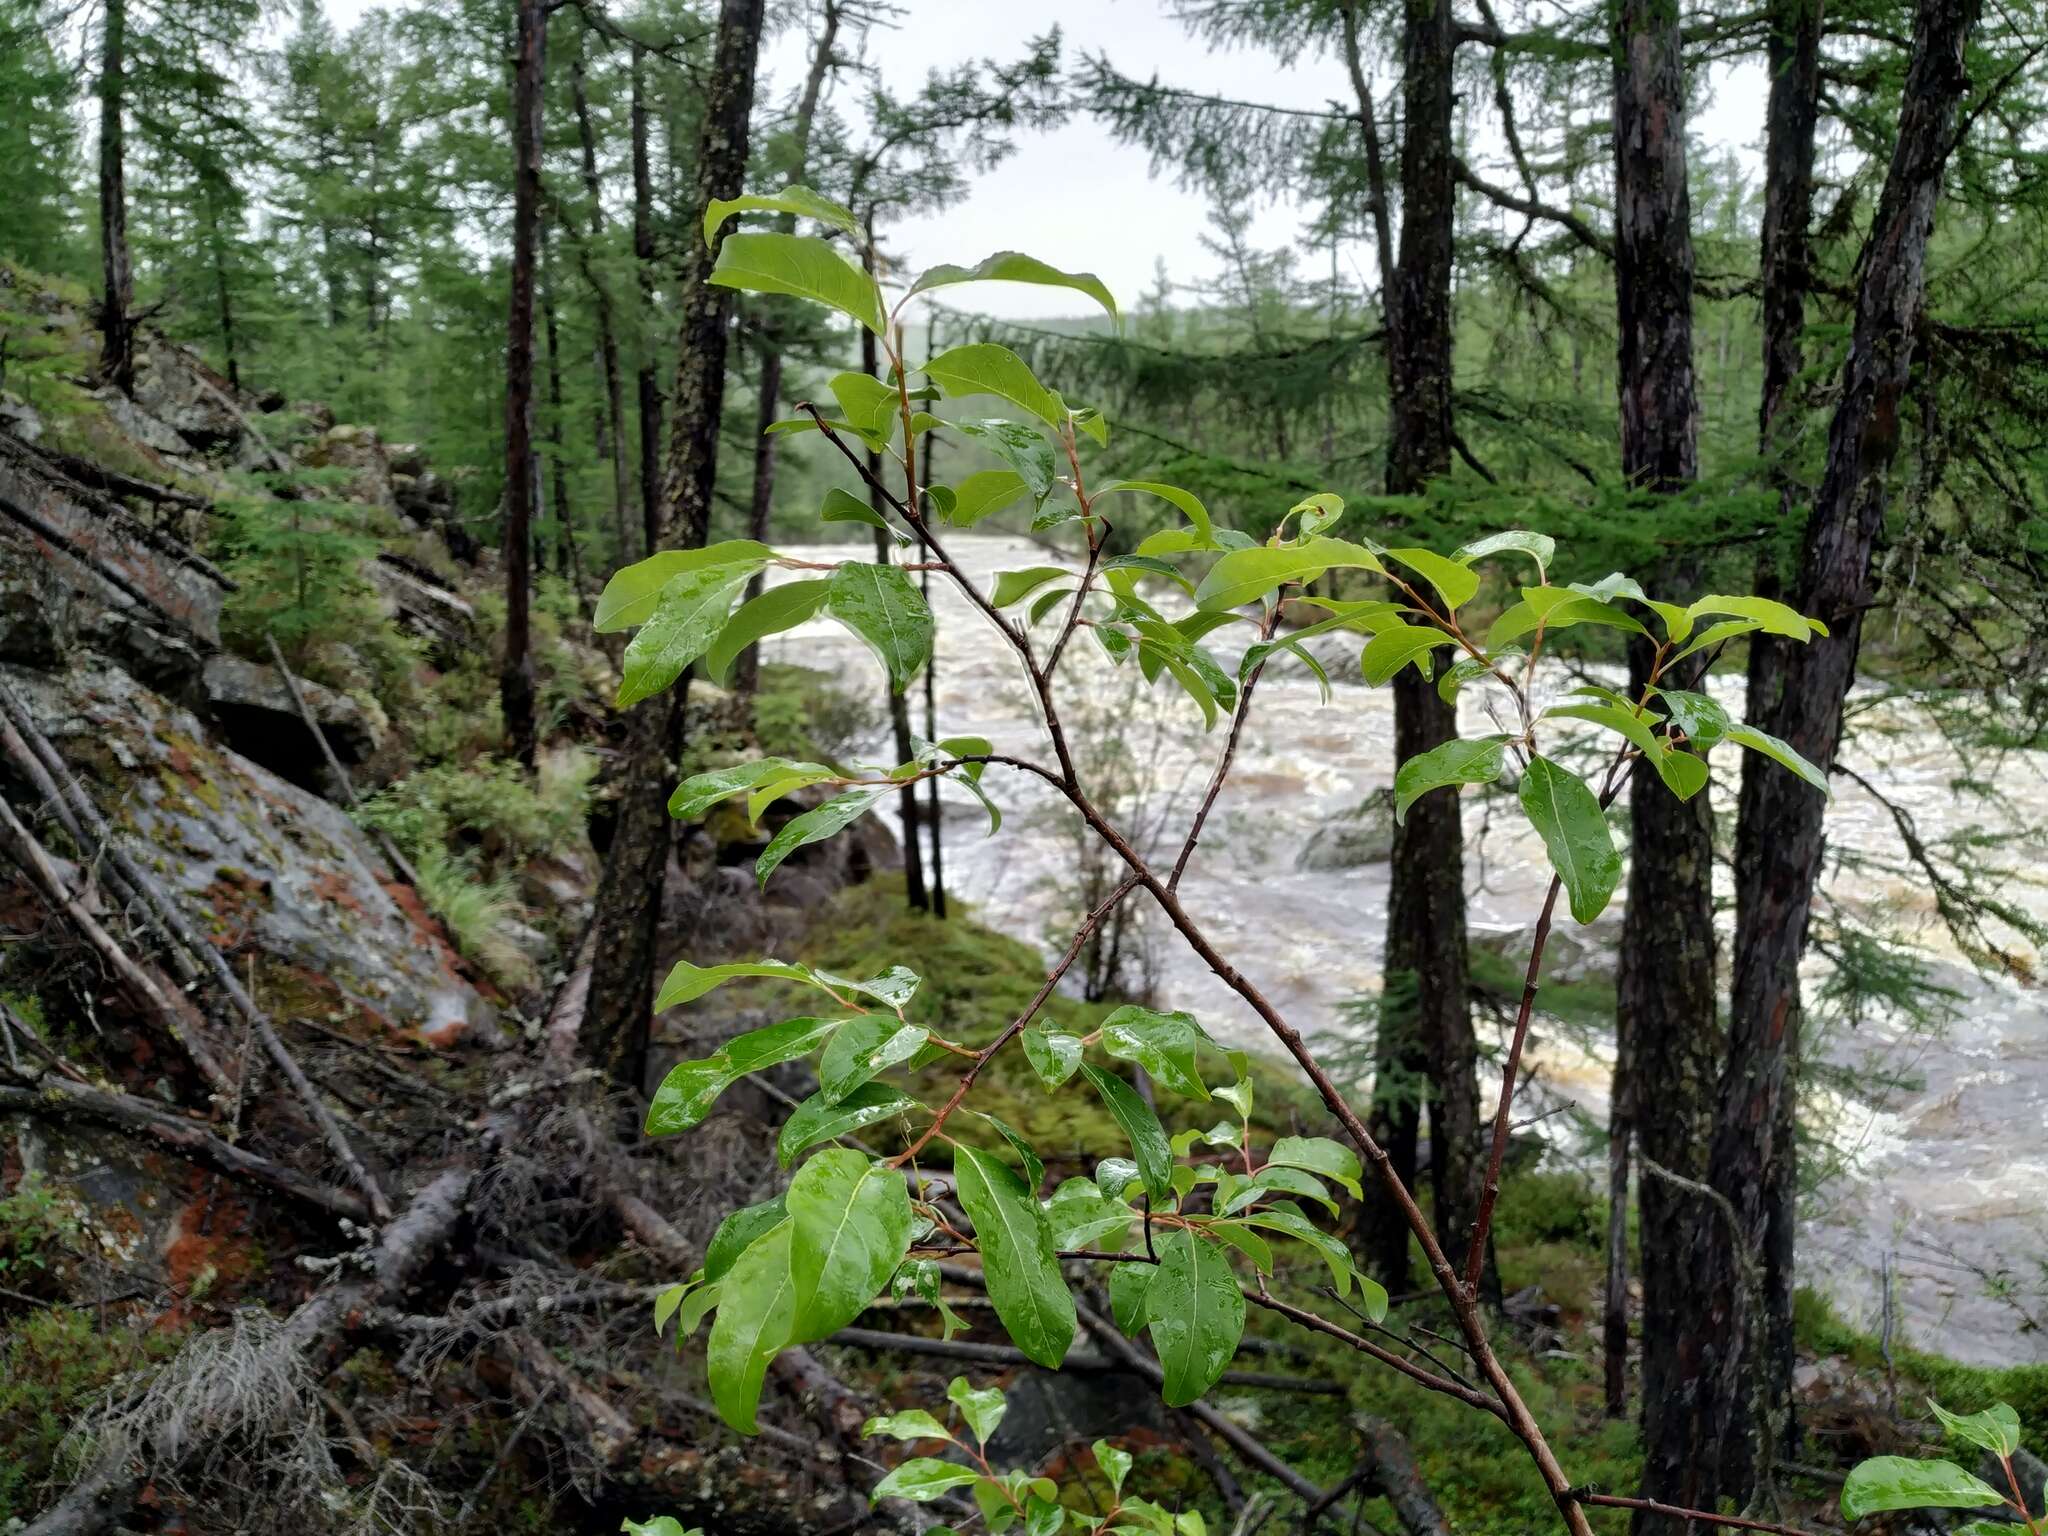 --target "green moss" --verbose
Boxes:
[0,1309,181,1523]
[1795,1287,2048,1446]
[786,878,1322,1166]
